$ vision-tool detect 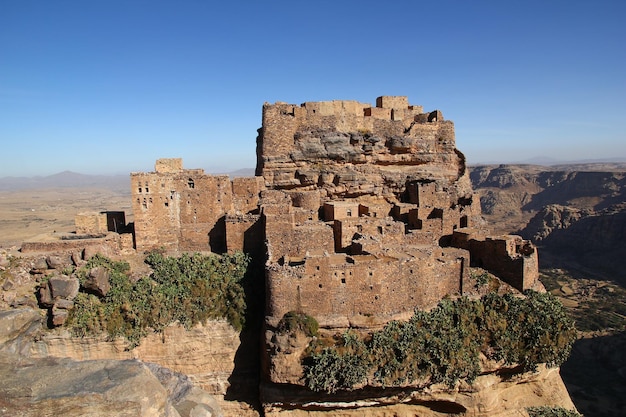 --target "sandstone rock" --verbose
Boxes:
[48,275,79,300]
[71,250,84,265]
[145,362,223,417]
[2,277,14,291]
[0,307,225,417]
[37,284,53,307]
[0,255,8,268]
[46,254,69,269]
[0,308,43,348]
[0,354,177,417]
[54,298,75,310]
[83,244,111,260]
[83,265,111,297]
[33,257,49,271]
[29,321,256,415]
[10,296,38,309]
[50,305,69,326]
[51,298,75,326]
